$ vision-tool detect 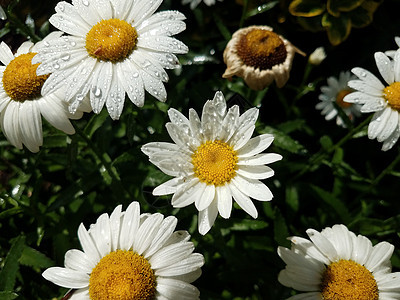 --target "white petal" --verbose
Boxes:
[382,126,400,151]
[155,278,200,300]
[90,61,113,114]
[134,213,164,254]
[1,102,23,149]
[360,97,386,113]
[236,134,274,157]
[195,184,215,211]
[18,101,43,152]
[286,292,321,300]
[365,241,394,273]
[322,224,353,260]
[144,216,177,258]
[77,223,101,264]
[171,179,203,208]
[154,253,204,277]
[228,182,258,218]
[50,2,90,36]
[140,68,167,102]
[237,153,282,166]
[16,41,33,56]
[64,249,94,273]
[236,165,274,180]
[306,229,338,262]
[129,0,163,25]
[141,141,180,156]
[375,52,394,85]
[368,109,390,140]
[0,42,14,65]
[377,109,399,142]
[116,60,145,107]
[42,267,89,289]
[376,272,400,292]
[69,287,89,300]
[216,184,232,219]
[138,35,188,54]
[105,72,125,120]
[198,200,219,235]
[348,79,384,97]
[90,213,111,258]
[38,95,75,134]
[109,204,122,252]
[352,67,386,90]
[149,242,194,269]
[153,177,183,196]
[351,234,373,265]
[394,50,400,82]
[231,175,273,201]
[119,201,140,251]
